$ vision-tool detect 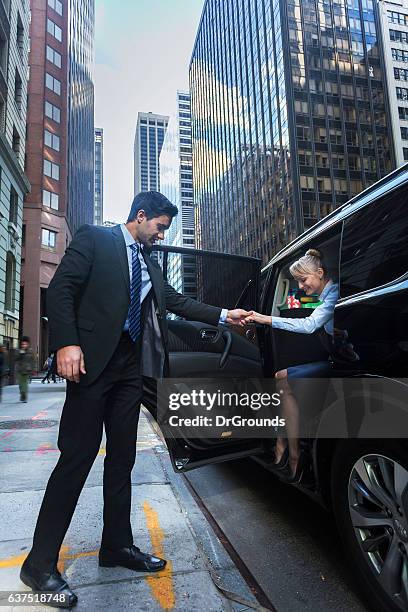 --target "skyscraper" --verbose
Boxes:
[67,0,94,233]
[94,127,103,225]
[190,0,394,264]
[378,0,408,166]
[133,111,168,195]
[22,0,95,367]
[0,0,30,350]
[160,91,196,296]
